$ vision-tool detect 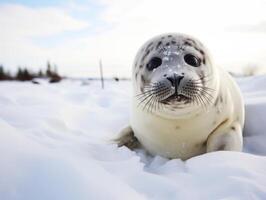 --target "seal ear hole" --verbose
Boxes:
[146,57,162,71]
[184,54,201,67]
